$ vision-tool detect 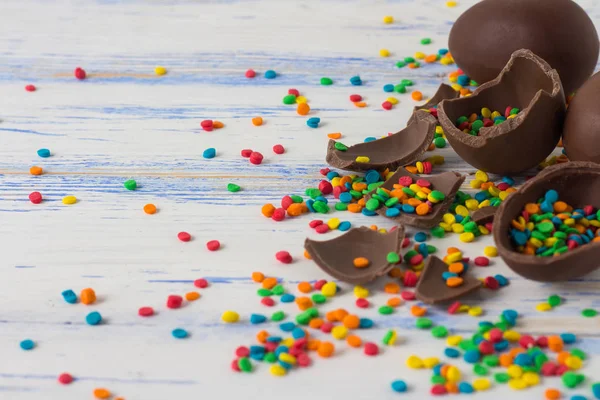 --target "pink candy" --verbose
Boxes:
[275,250,292,264]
